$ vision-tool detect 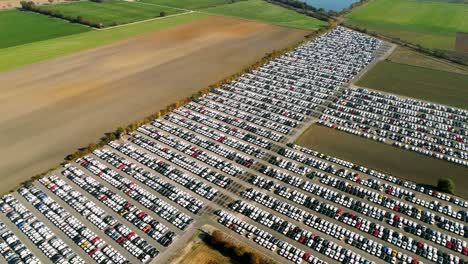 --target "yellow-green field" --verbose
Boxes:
[345,0,468,51]
[0,10,90,48]
[202,0,326,30]
[40,0,185,27]
[356,60,468,109]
